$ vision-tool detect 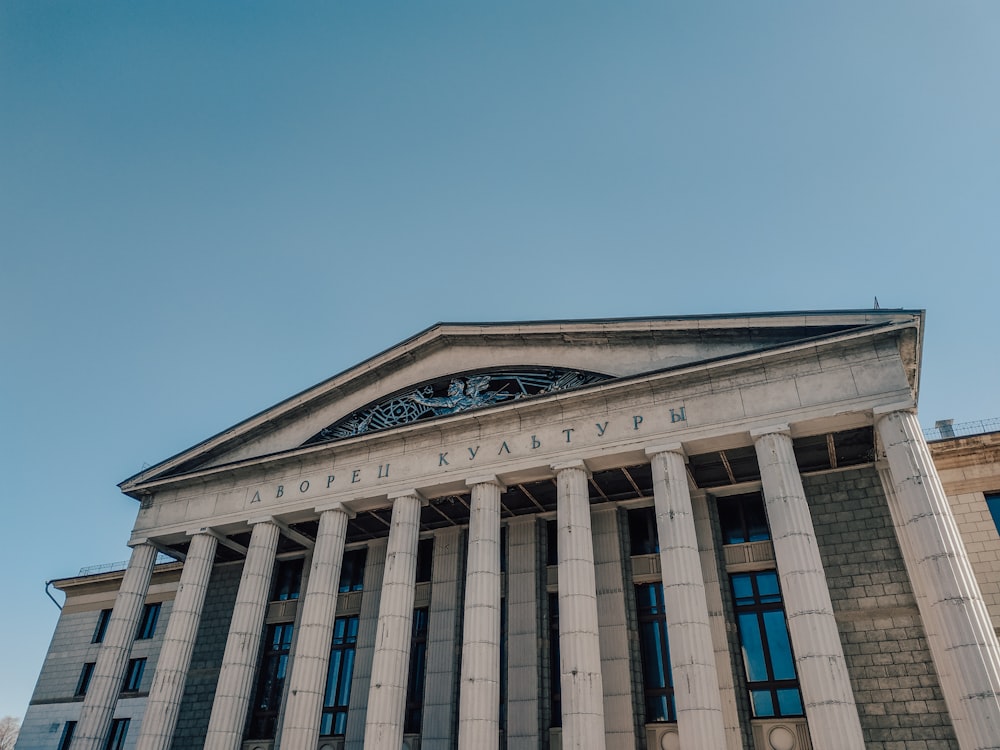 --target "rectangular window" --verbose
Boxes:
[338,548,368,592]
[122,658,146,693]
[546,520,558,566]
[628,506,659,555]
[76,662,96,697]
[403,608,429,734]
[635,583,676,722]
[730,571,803,717]
[247,623,295,739]
[986,494,1000,535]
[321,615,359,736]
[58,721,76,750]
[548,593,561,728]
[104,718,129,750]
[718,493,770,545]
[415,539,434,584]
[272,558,304,601]
[135,602,161,640]
[92,609,112,643]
